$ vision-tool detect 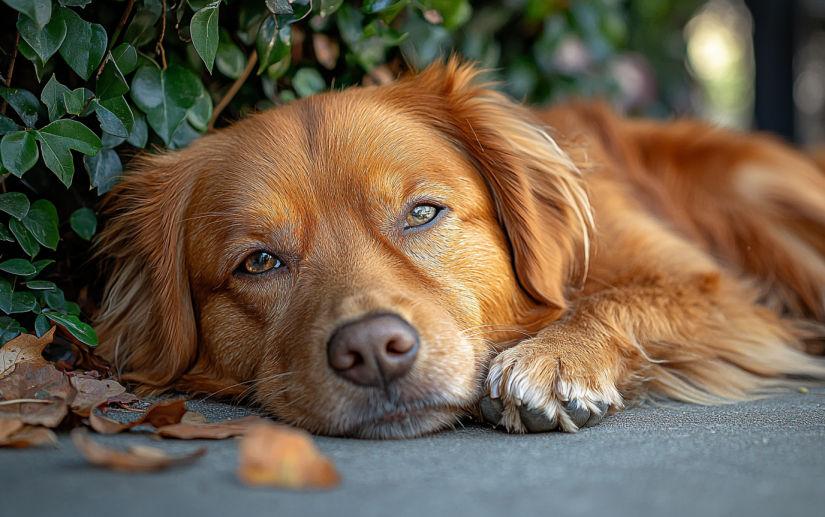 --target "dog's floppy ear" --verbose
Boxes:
[389,59,593,310]
[94,152,199,388]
